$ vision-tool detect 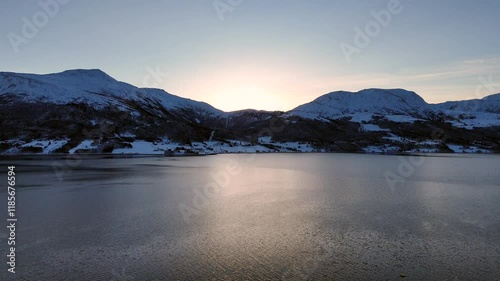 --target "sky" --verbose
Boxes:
[1,0,500,111]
